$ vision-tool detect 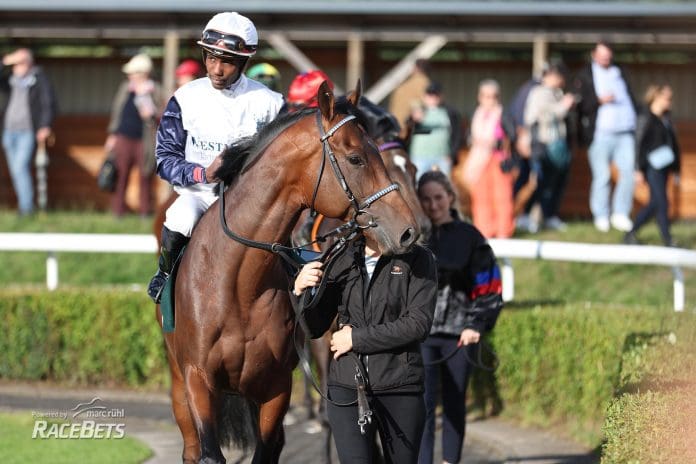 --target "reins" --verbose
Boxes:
[423,340,499,372]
